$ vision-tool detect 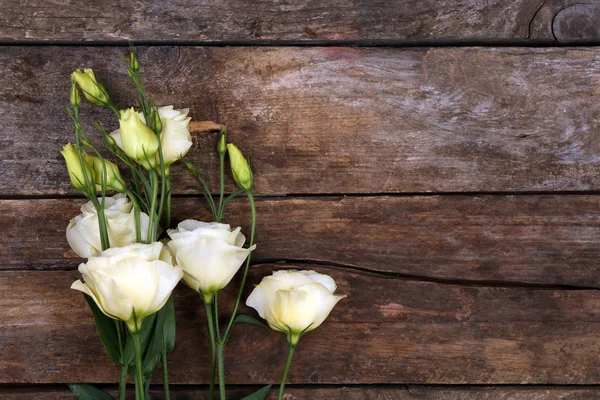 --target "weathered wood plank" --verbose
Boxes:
[3,196,600,286]
[3,46,600,196]
[2,386,599,400]
[2,268,600,385]
[0,0,597,43]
